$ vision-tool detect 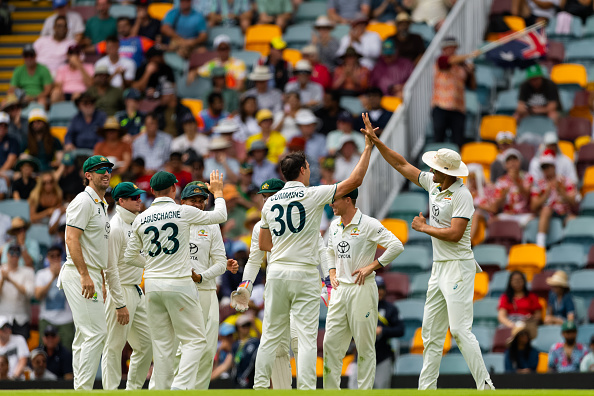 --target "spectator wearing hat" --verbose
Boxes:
[245,66,284,113]
[295,108,327,185]
[81,0,117,45]
[204,137,240,183]
[0,317,29,379]
[528,131,578,183]
[246,109,287,164]
[233,94,260,142]
[312,16,340,72]
[51,45,94,104]
[40,0,84,41]
[96,17,154,69]
[130,1,161,41]
[153,82,193,137]
[211,322,236,381]
[548,320,587,372]
[208,0,253,33]
[115,89,145,137]
[93,117,132,174]
[332,47,370,97]
[272,91,302,142]
[64,91,107,151]
[327,110,365,155]
[387,12,426,64]
[200,66,240,114]
[328,0,370,24]
[300,45,332,90]
[29,348,58,380]
[8,45,53,107]
[369,39,414,98]
[193,34,246,91]
[530,151,577,247]
[545,270,575,325]
[515,64,561,125]
[232,313,260,388]
[315,90,347,135]
[285,60,324,109]
[86,64,125,116]
[214,118,246,162]
[172,112,210,157]
[55,153,84,202]
[490,131,528,183]
[41,324,73,379]
[1,217,38,270]
[161,0,208,58]
[580,335,594,372]
[34,15,78,77]
[336,16,382,70]
[504,322,539,373]
[355,87,393,134]
[320,156,337,185]
[431,37,477,148]
[247,140,278,187]
[334,136,361,182]
[256,0,292,31]
[94,35,137,89]
[0,112,19,175]
[197,92,230,135]
[132,112,172,172]
[2,96,28,152]
[257,37,292,91]
[11,157,40,200]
